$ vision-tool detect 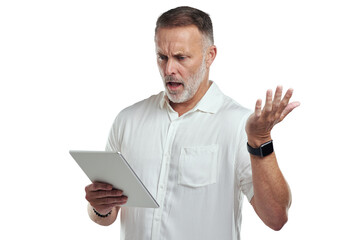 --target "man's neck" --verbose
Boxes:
[170,80,212,117]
